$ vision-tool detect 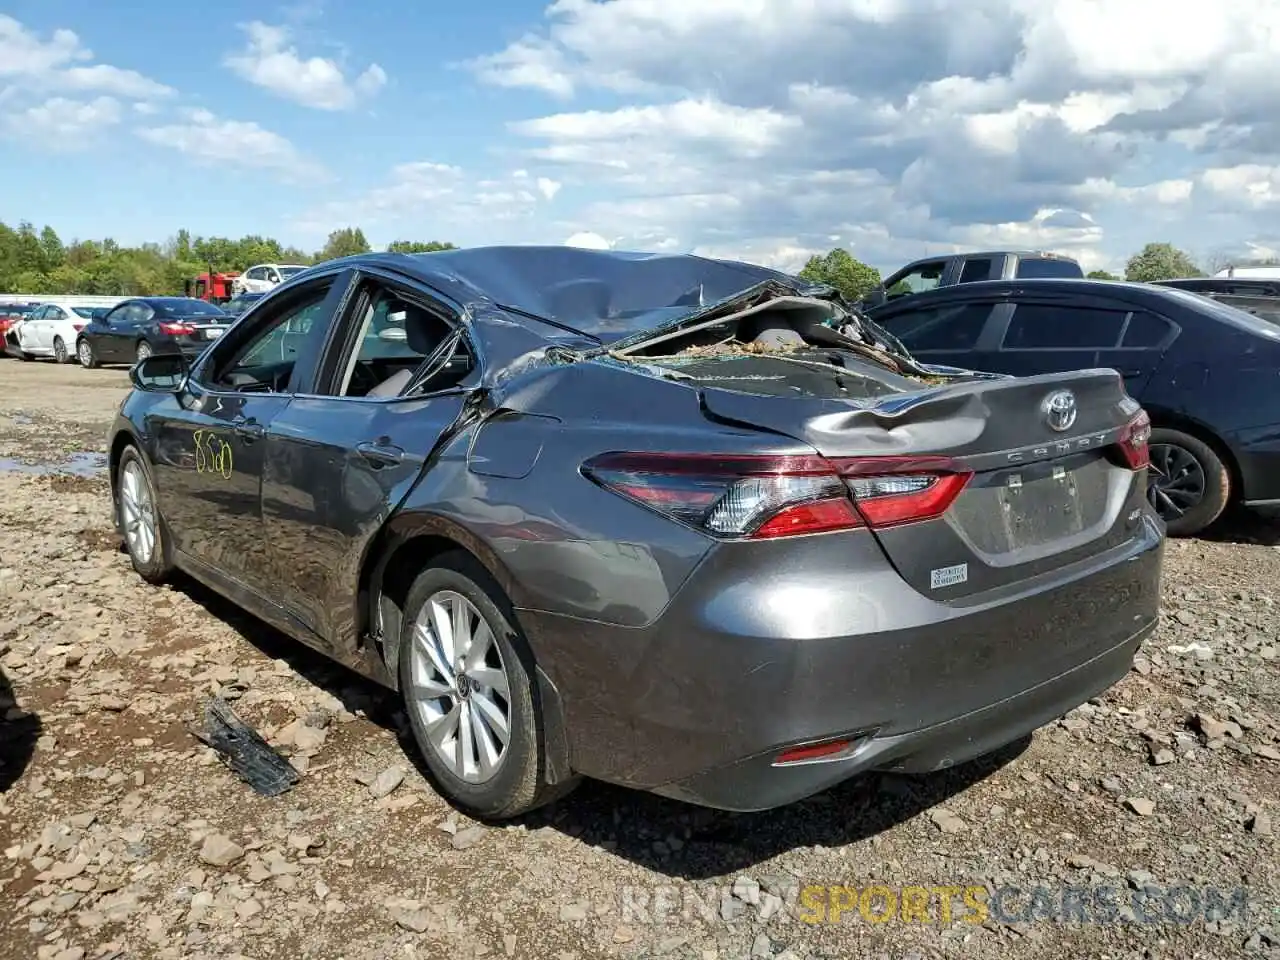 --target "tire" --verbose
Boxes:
[77,338,99,369]
[53,336,70,364]
[398,551,578,819]
[116,445,174,584]
[1147,427,1231,536]
[135,340,153,363]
